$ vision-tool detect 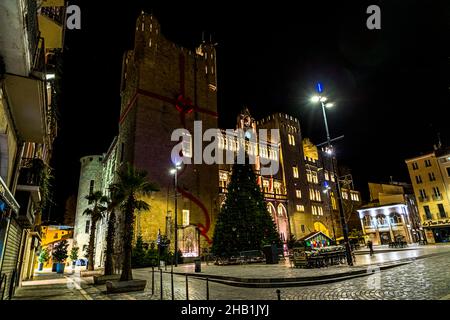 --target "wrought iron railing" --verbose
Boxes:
[40,6,65,26]
[18,158,45,186]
